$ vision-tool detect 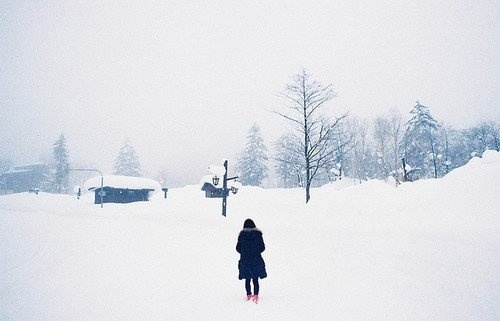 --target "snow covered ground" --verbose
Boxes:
[1,151,499,321]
